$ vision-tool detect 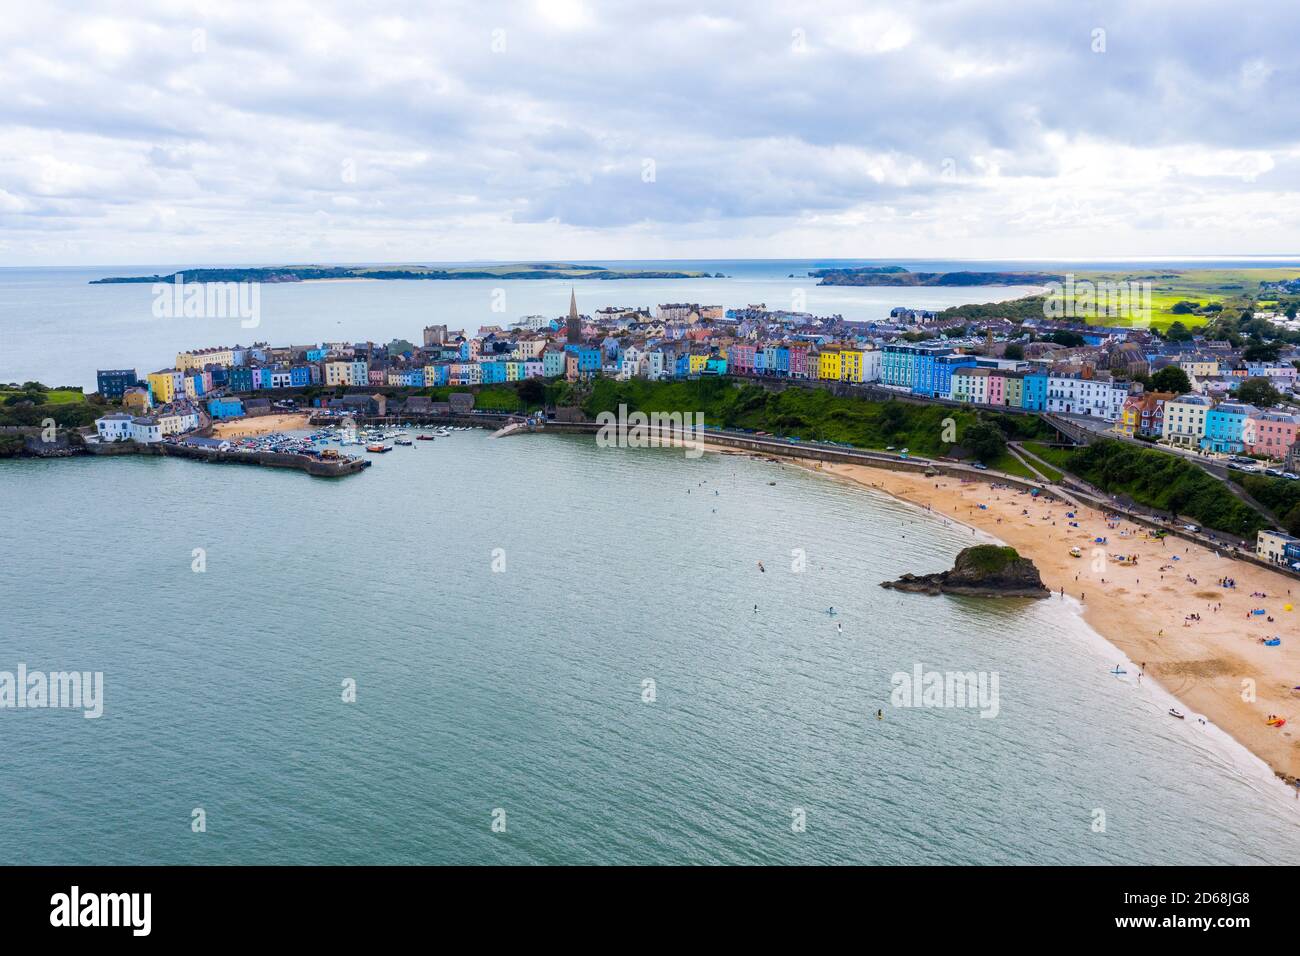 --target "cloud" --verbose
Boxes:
[0,0,1297,263]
